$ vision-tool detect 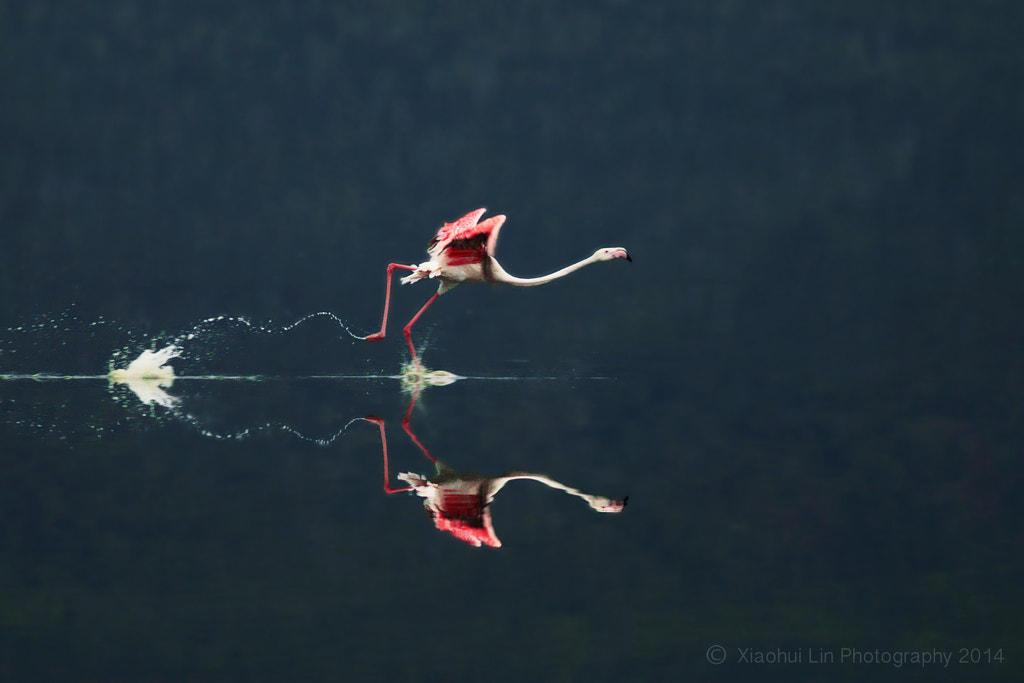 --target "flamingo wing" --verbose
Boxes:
[428,209,506,255]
